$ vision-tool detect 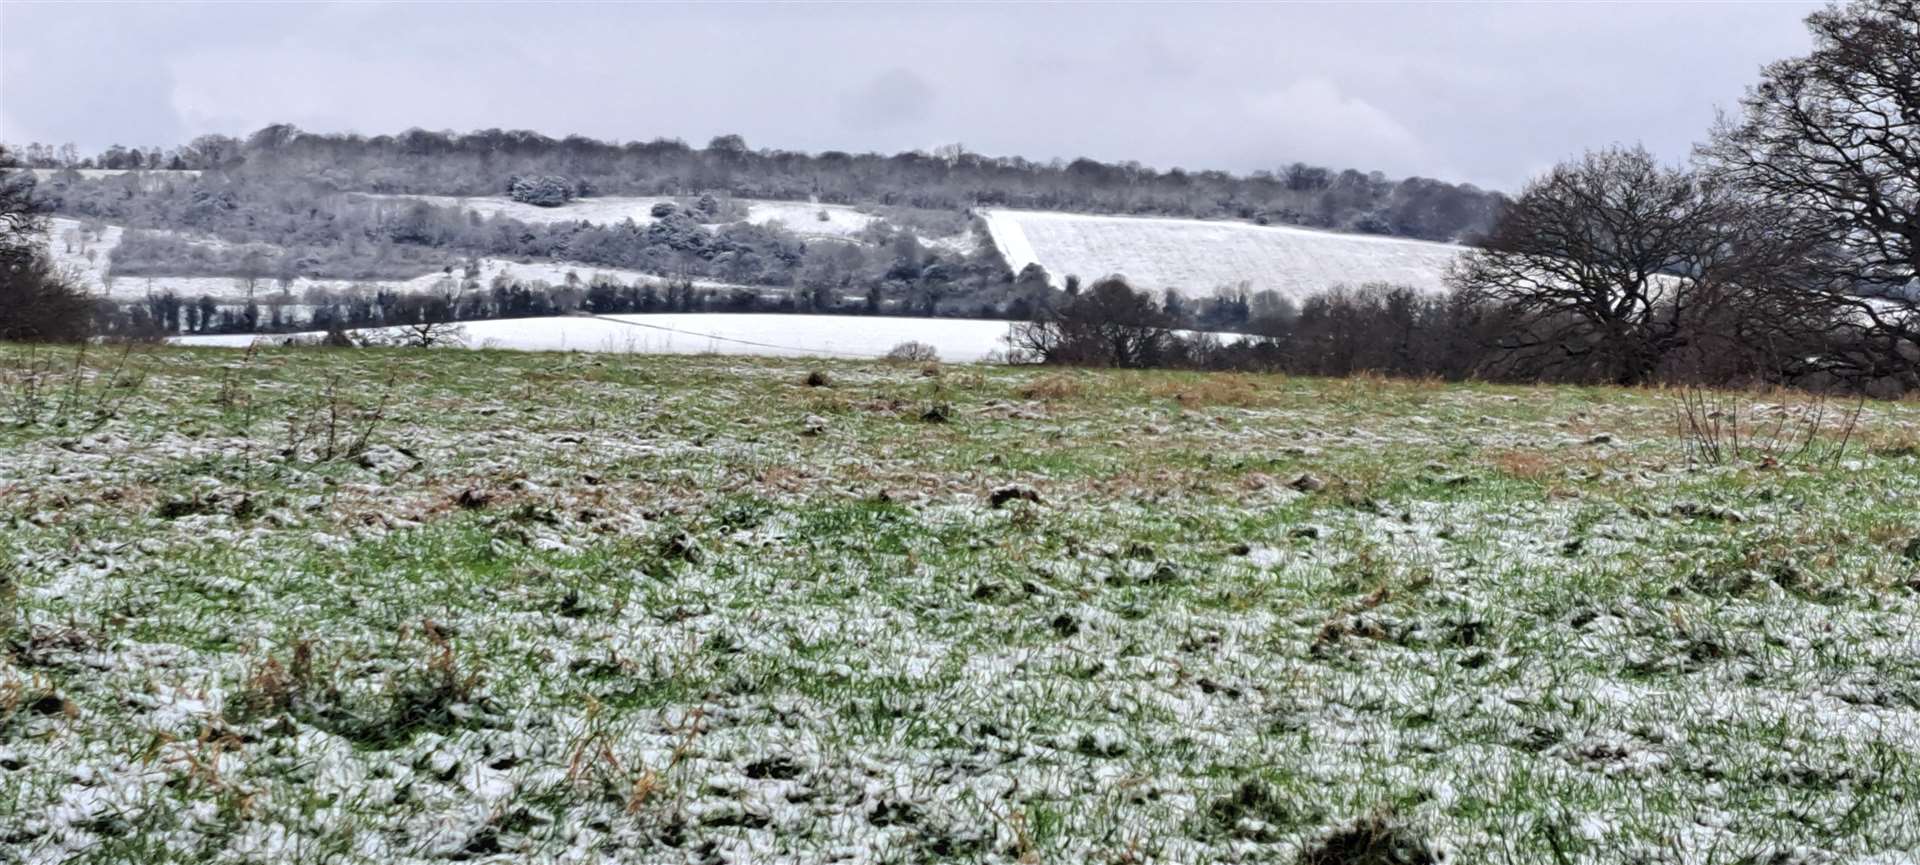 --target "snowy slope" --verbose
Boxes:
[173,313,1026,362]
[369,194,911,242]
[43,218,124,293]
[366,194,681,228]
[365,194,979,253]
[981,208,1468,301]
[738,200,878,240]
[44,218,758,302]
